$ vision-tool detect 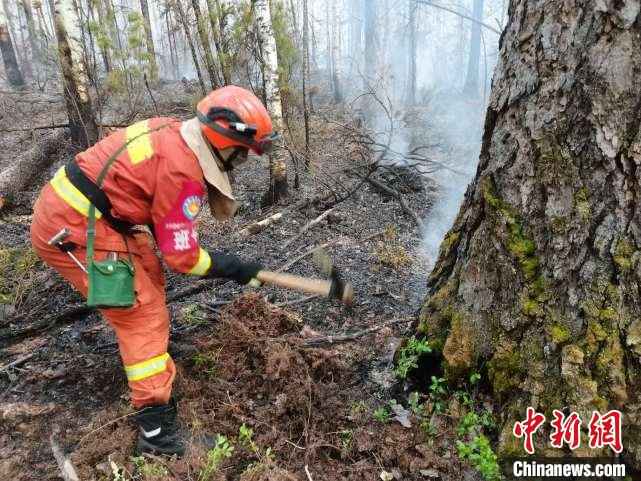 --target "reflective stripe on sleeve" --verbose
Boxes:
[50,166,103,219]
[188,248,212,276]
[126,120,154,165]
[124,353,171,382]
